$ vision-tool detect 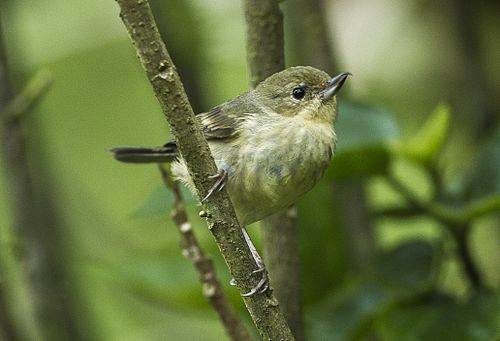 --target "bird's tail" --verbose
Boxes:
[111,142,178,163]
